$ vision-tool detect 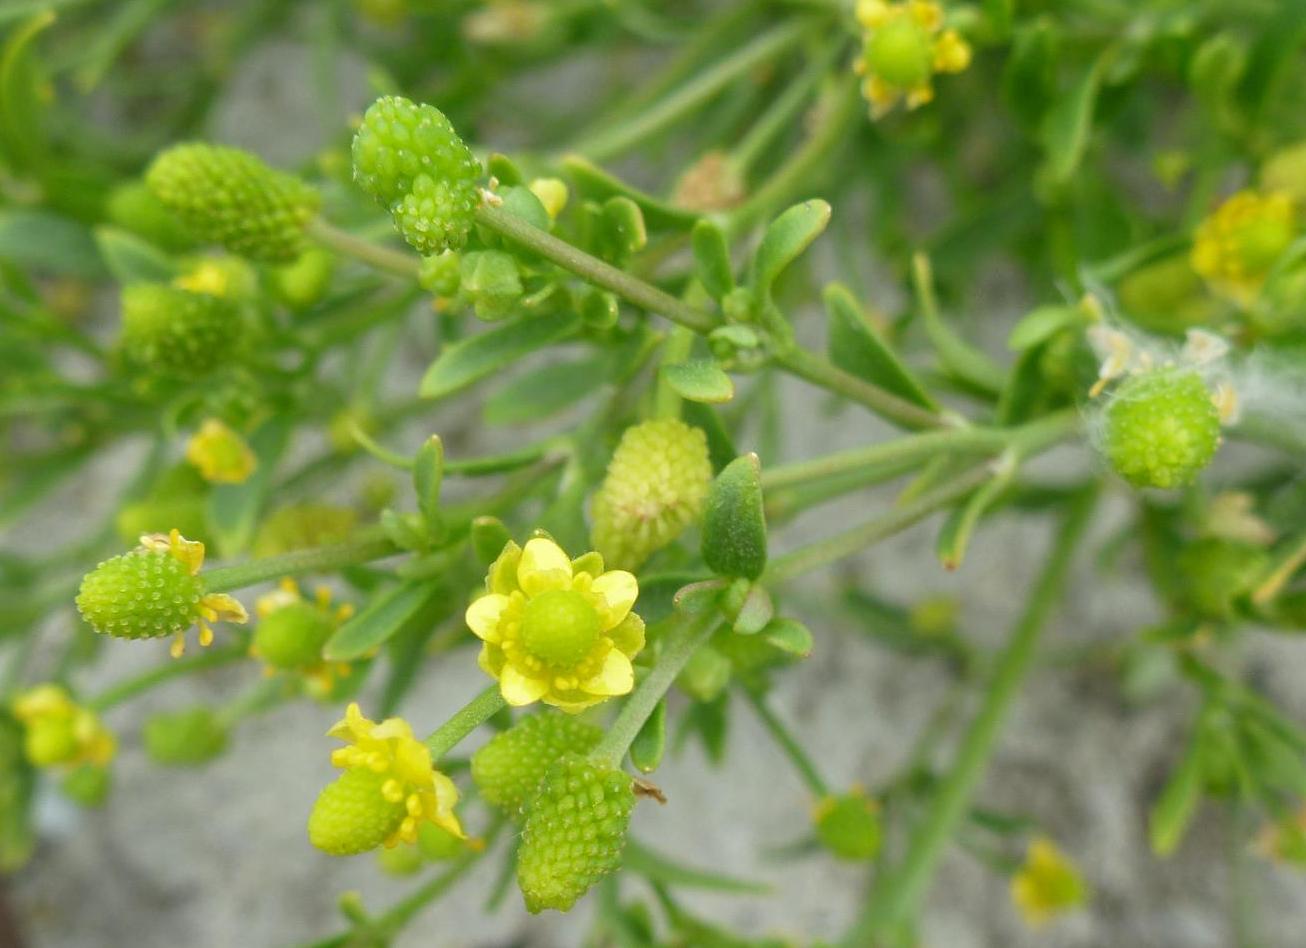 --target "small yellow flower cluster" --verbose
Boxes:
[854,0,971,119]
[12,685,116,769]
[327,703,463,847]
[1191,189,1296,303]
[186,418,257,485]
[1010,837,1087,928]
[465,537,644,713]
